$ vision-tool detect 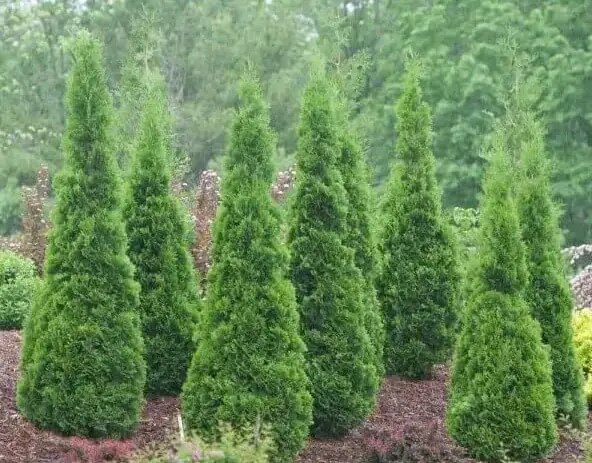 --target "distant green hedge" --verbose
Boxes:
[0,251,38,330]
